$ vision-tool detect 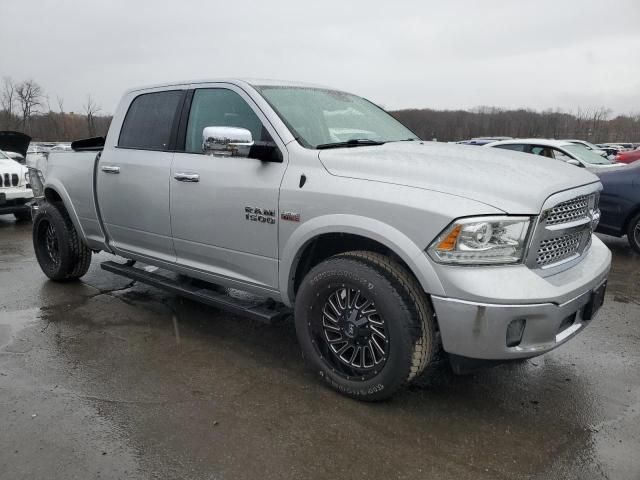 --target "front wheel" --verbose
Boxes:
[33,202,92,281]
[627,212,640,254]
[294,251,437,401]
